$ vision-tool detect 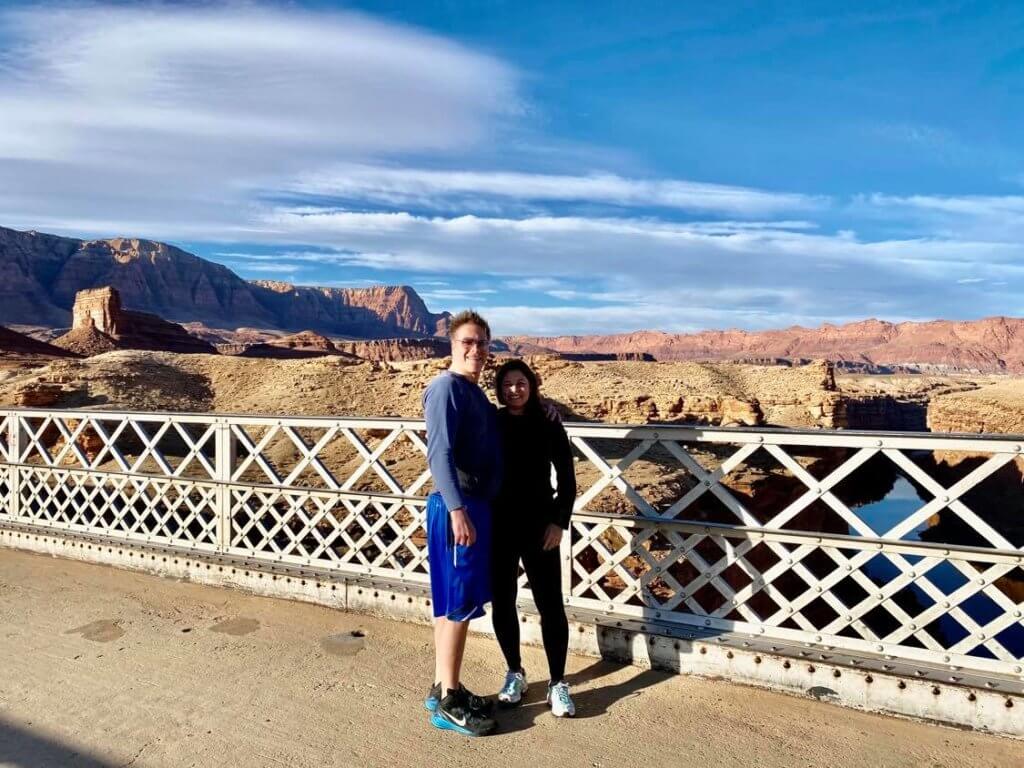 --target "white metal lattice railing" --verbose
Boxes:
[1,408,1022,681]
